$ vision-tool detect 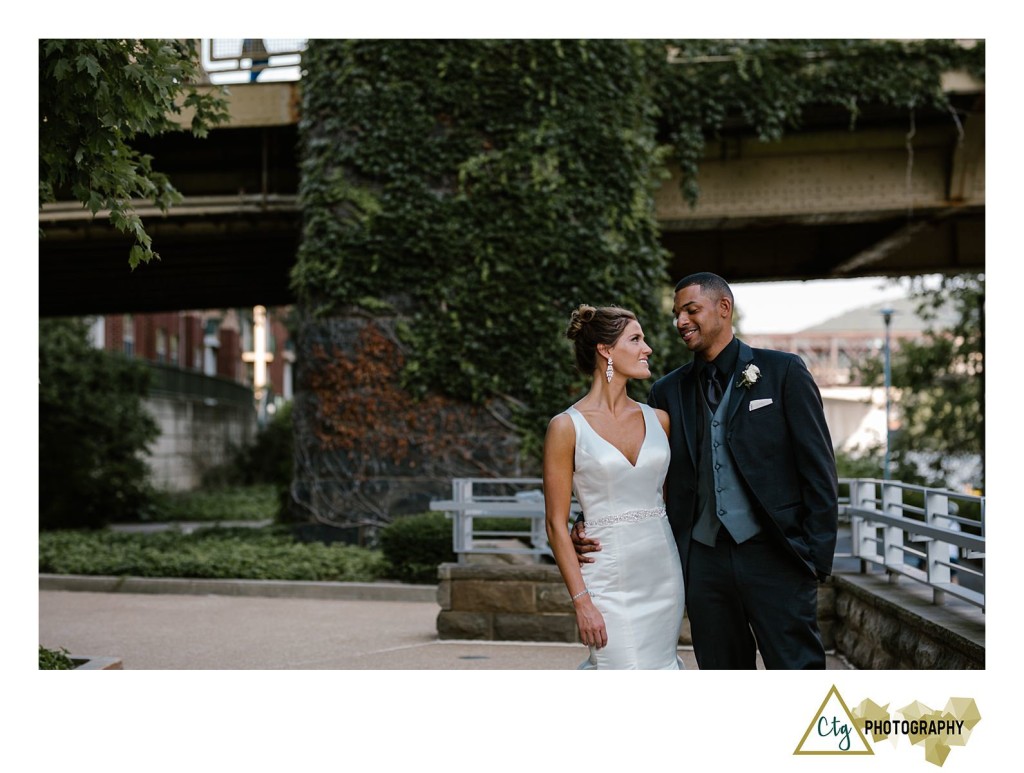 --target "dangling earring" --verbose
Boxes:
[605,357,614,383]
